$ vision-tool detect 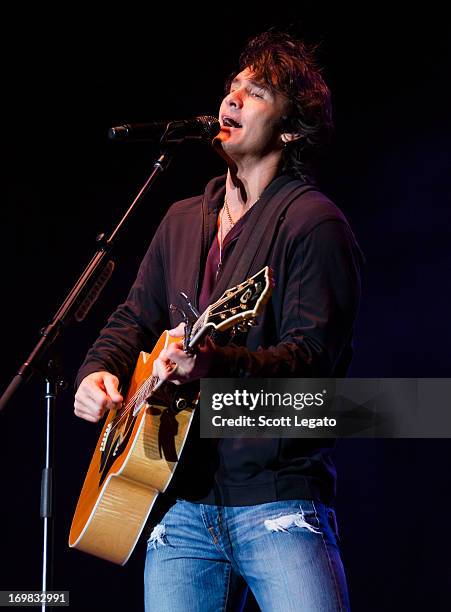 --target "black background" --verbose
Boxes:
[2,2,451,610]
